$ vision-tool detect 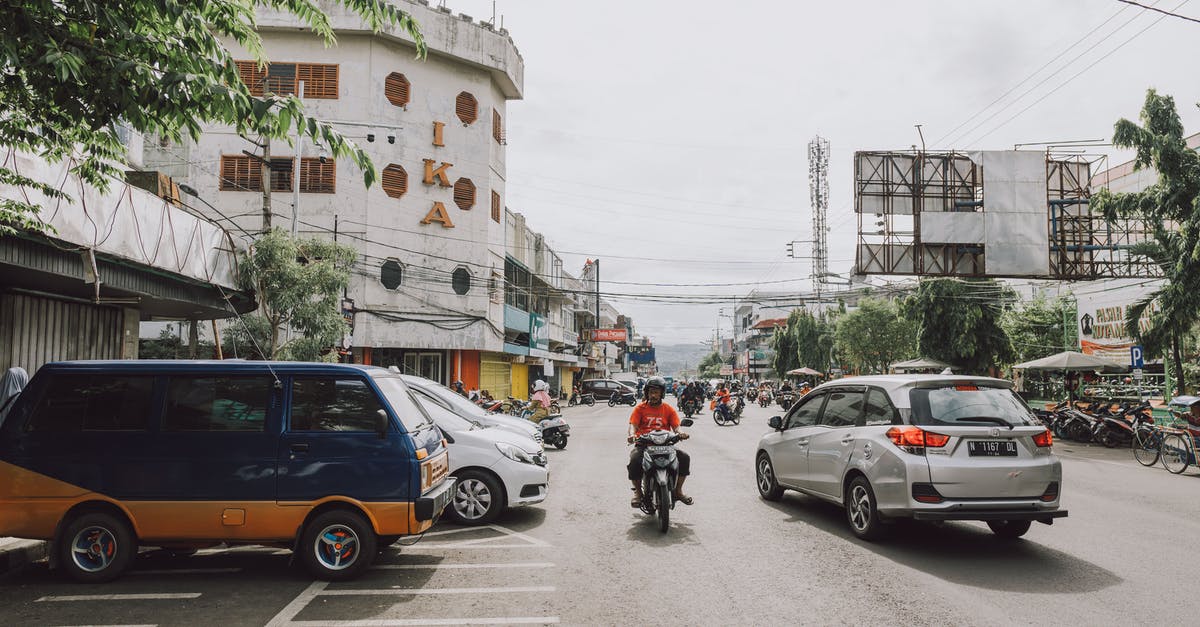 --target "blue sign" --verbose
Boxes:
[1131,345,1144,369]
